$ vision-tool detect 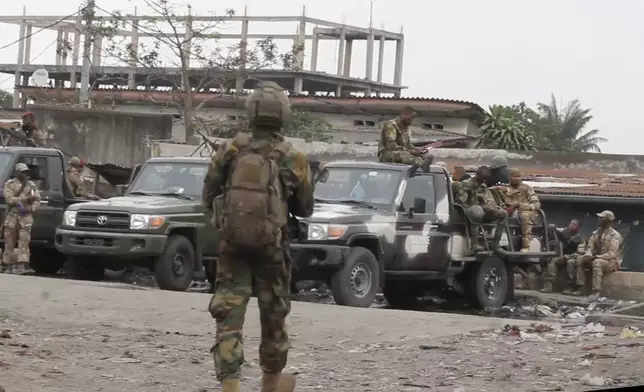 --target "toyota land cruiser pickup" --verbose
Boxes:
[290,160,558,309]
[0,147,86,274]
[55,156,219,291]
